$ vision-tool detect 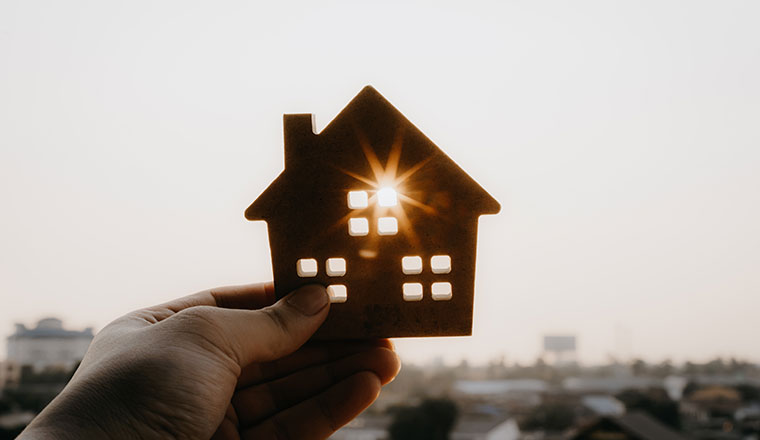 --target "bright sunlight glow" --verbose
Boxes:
[377,187,398,207]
